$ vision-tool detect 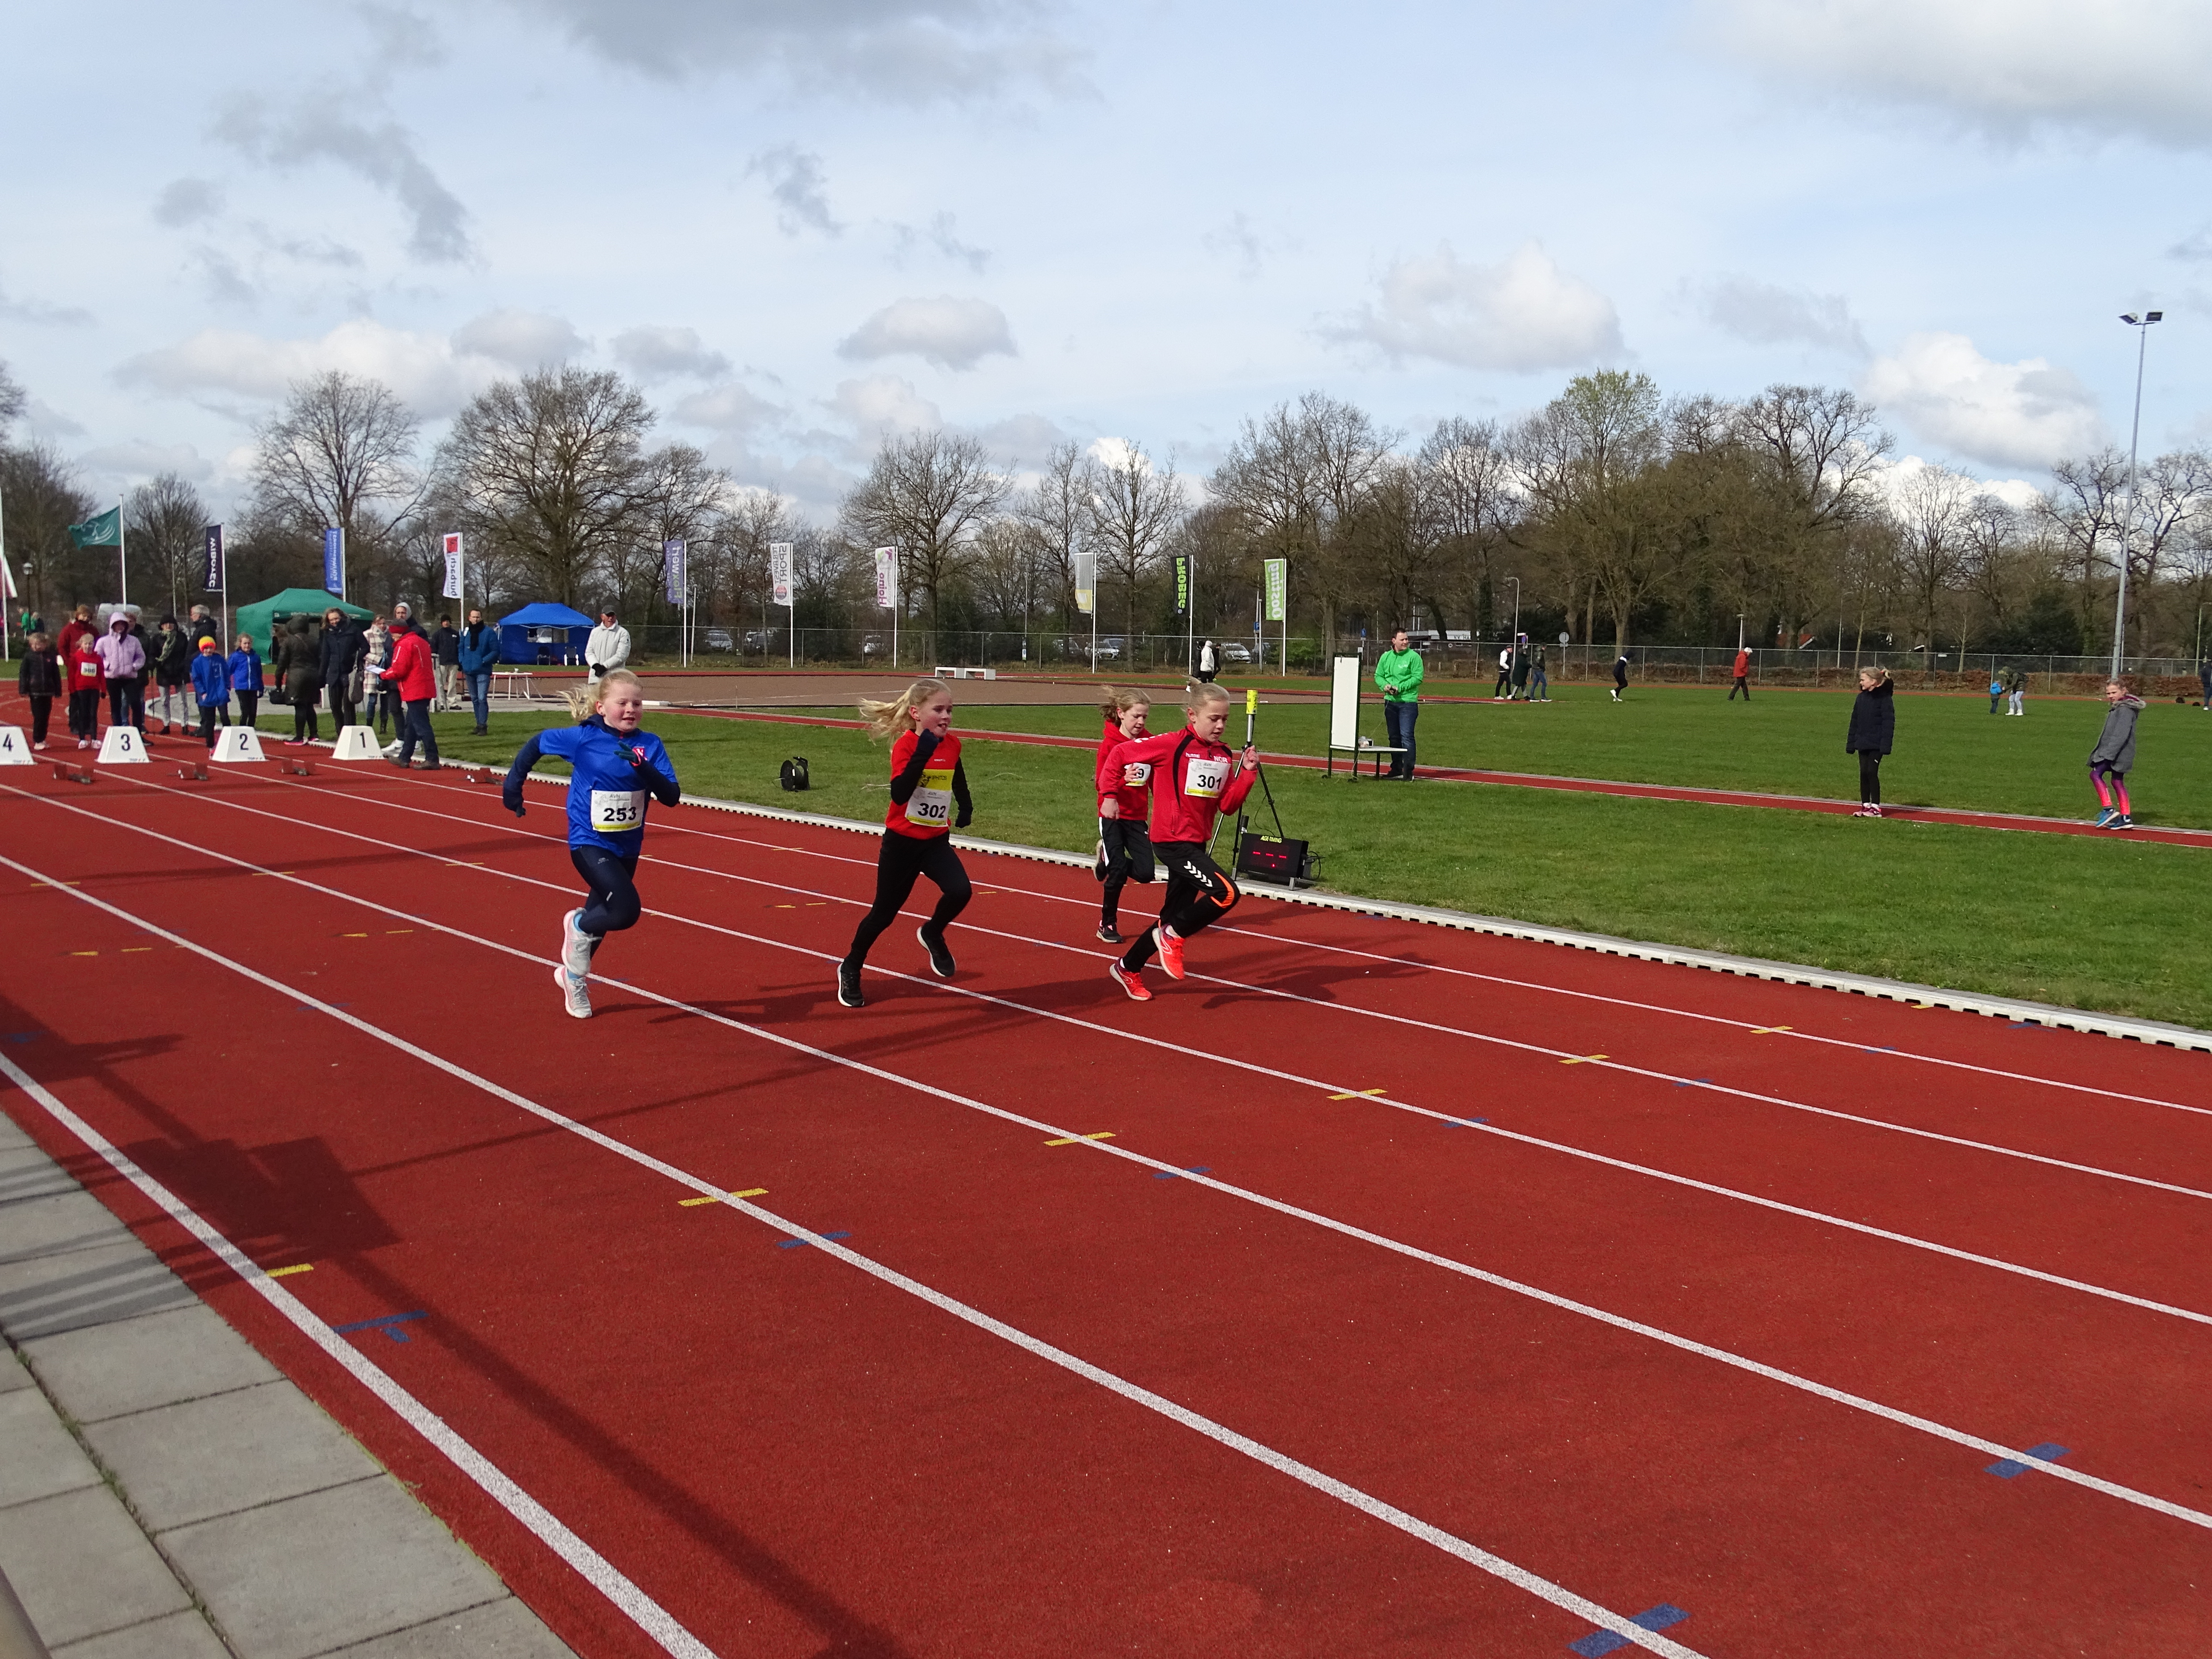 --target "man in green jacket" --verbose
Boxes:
[1374,629,1424,779]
